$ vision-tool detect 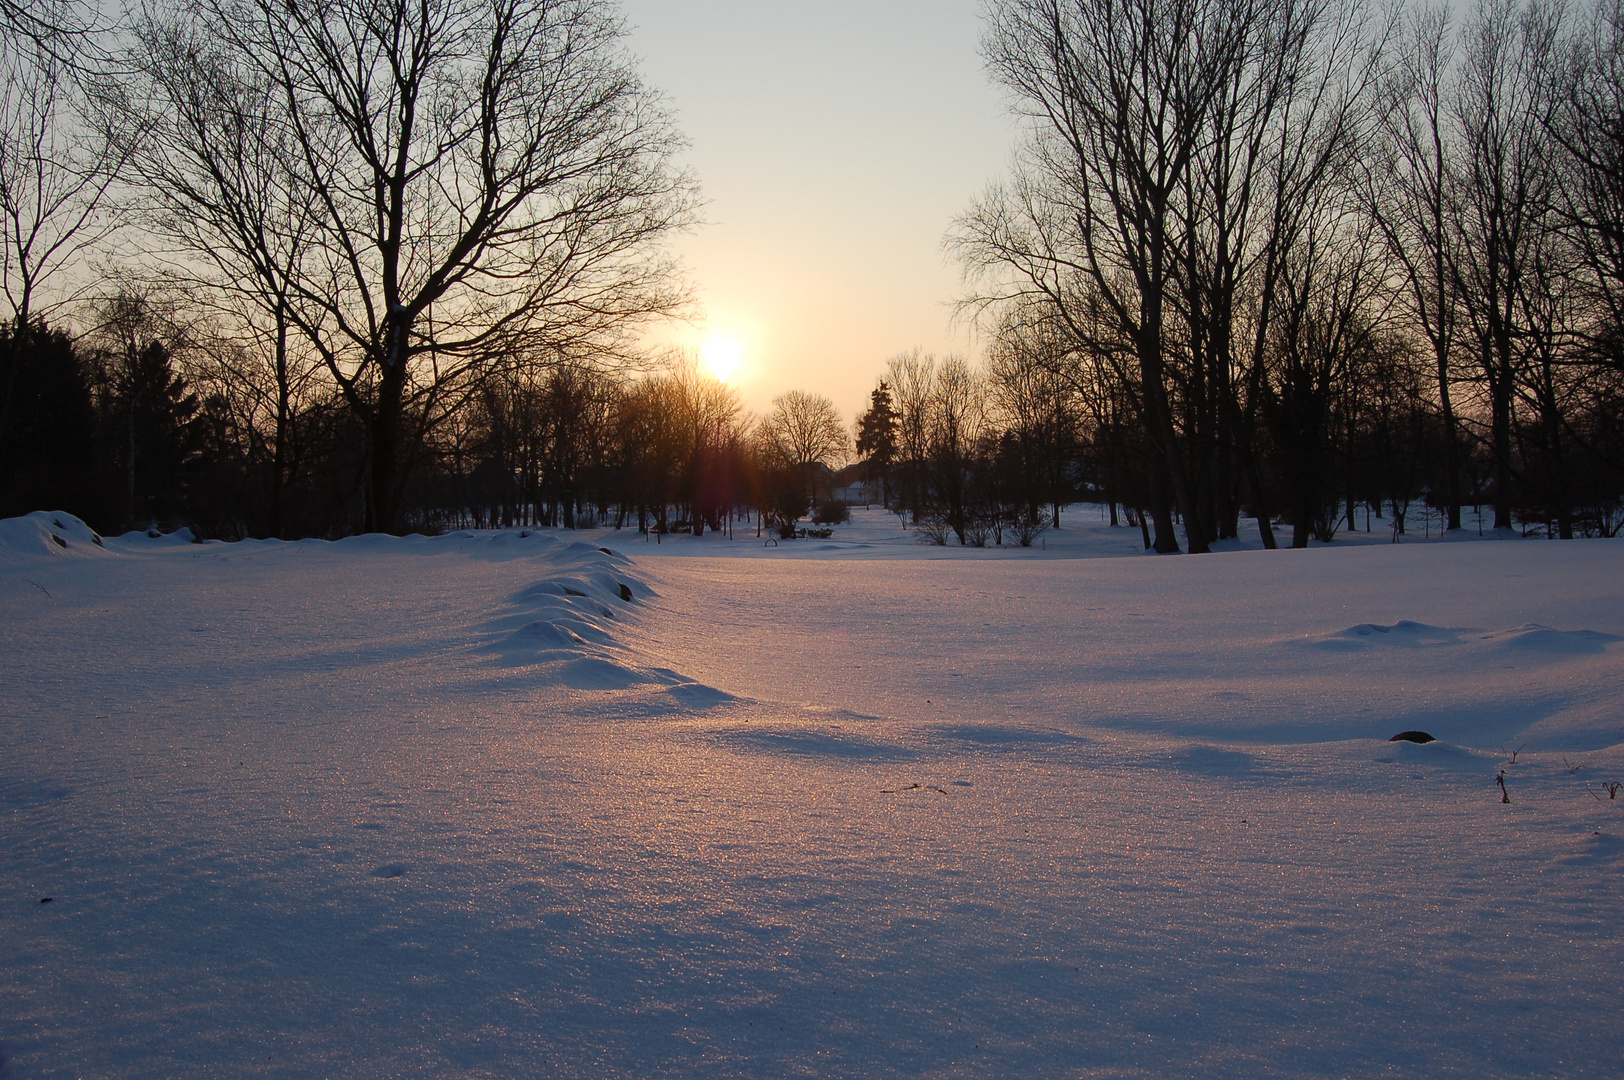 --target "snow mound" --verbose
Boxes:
[555,656,660,690]
[591,680,745,718]
[663,681,737,709]
[1310,620,1621,660]
[0,511,114,564]
[1371,738,1484,770]
[1480,624,1622,655]
[1313,621,1461,649]
[475,539,669,690]
[114,525,197,546]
